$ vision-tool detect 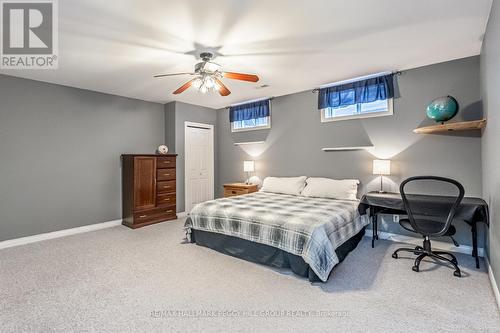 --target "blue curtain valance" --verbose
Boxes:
[229,99,270,122]
[318,74,394,110]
